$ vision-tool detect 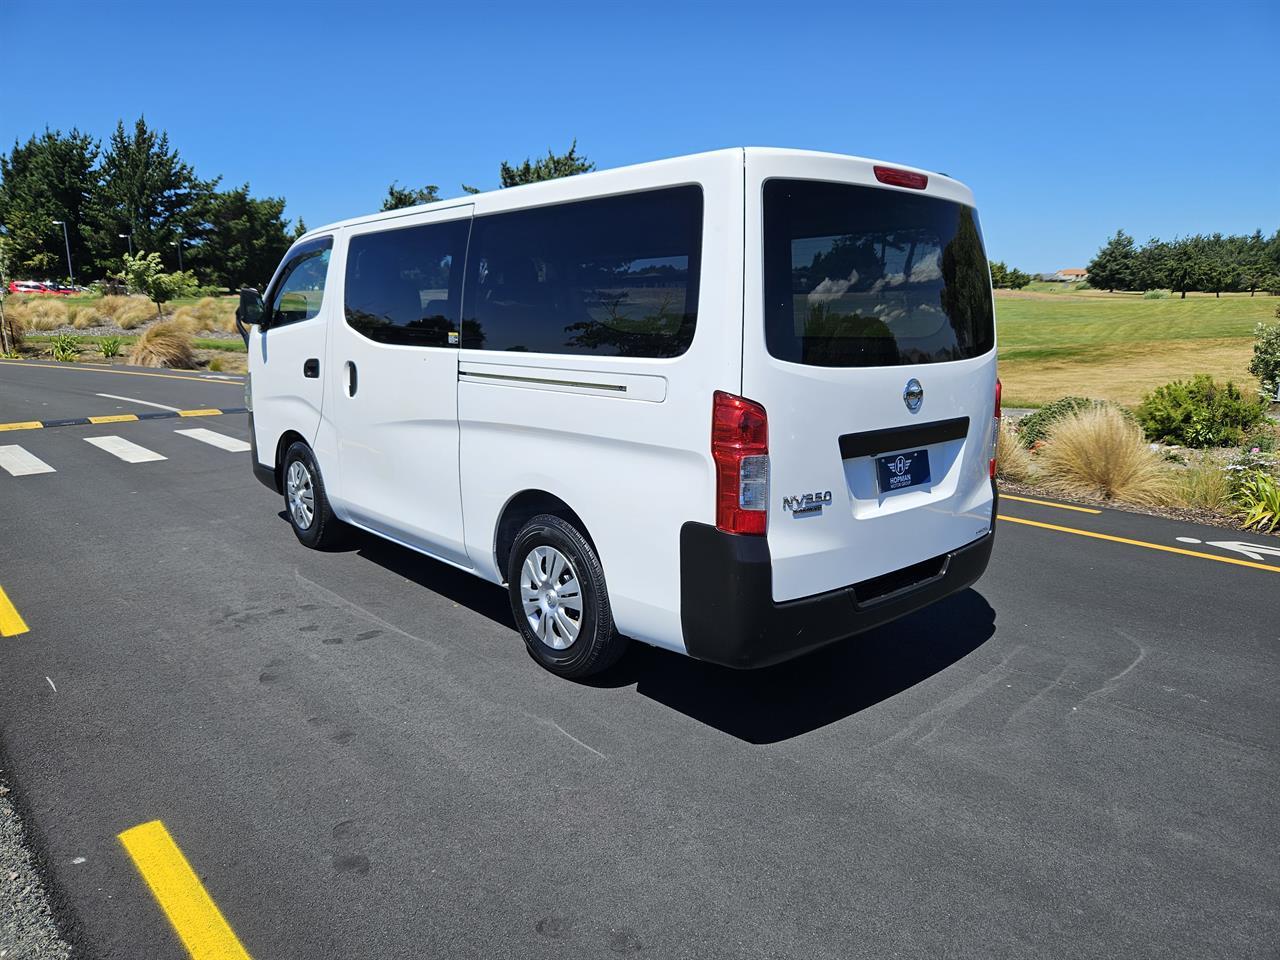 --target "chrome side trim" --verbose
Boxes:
[459,370,628,393]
